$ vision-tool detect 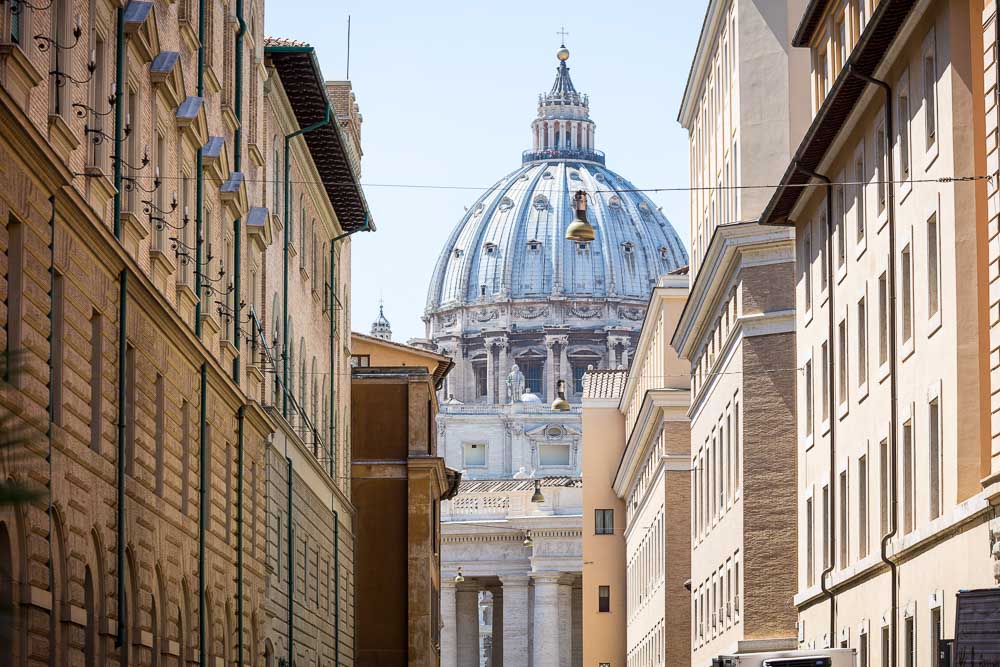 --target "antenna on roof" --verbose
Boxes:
[346,15,351,79]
